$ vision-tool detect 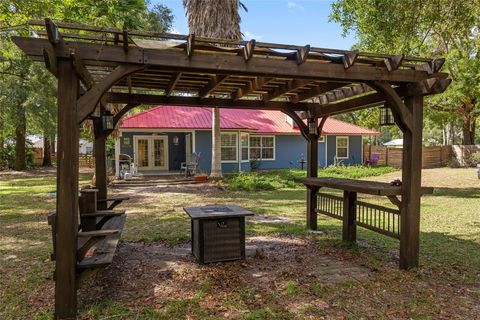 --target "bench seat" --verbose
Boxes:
[77,214,126,269]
